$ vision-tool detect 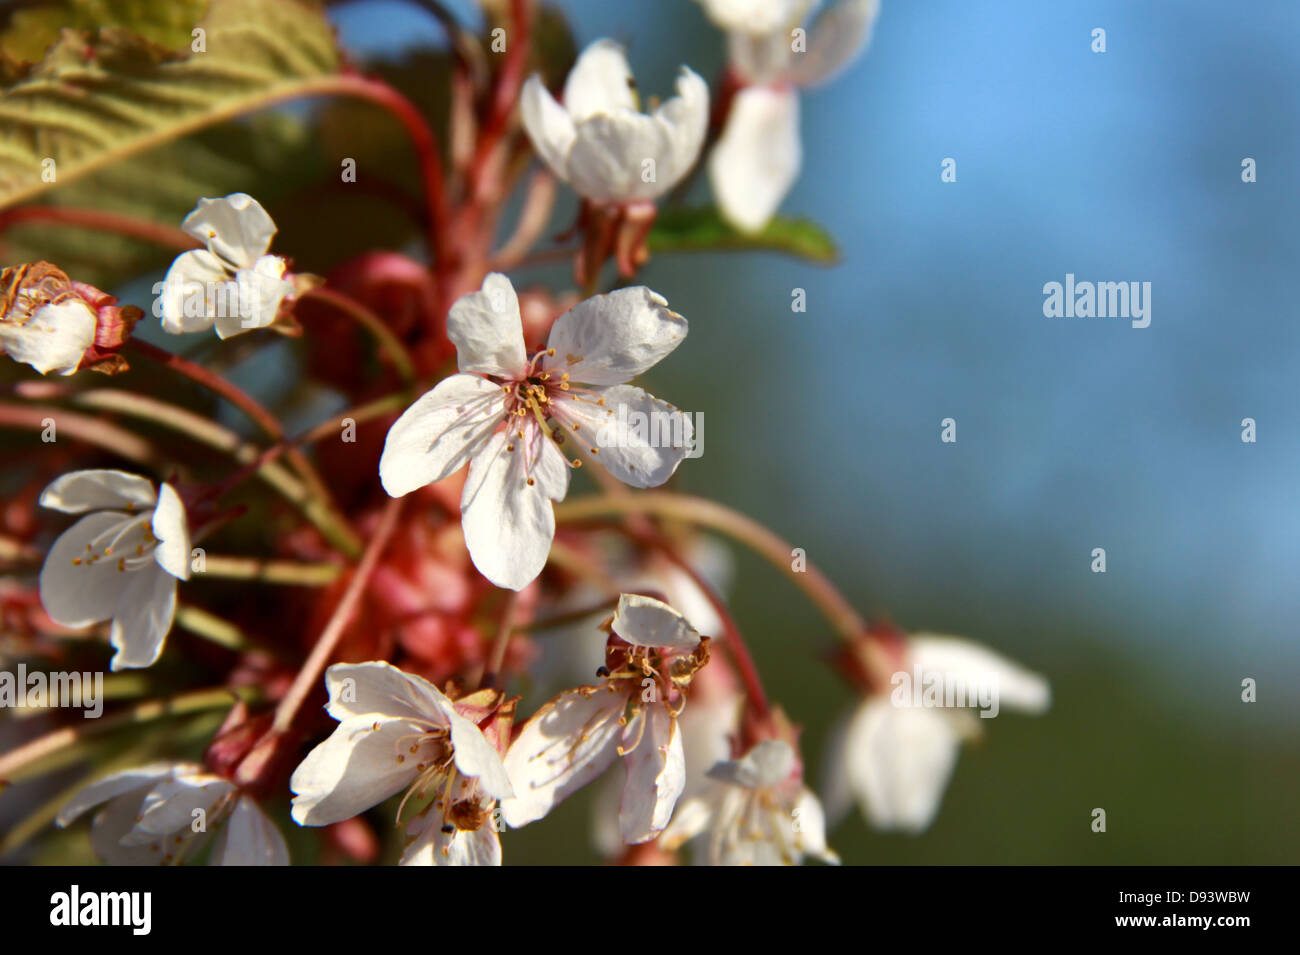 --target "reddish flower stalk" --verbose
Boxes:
[0,206,198,252]
[271,497,404,734]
